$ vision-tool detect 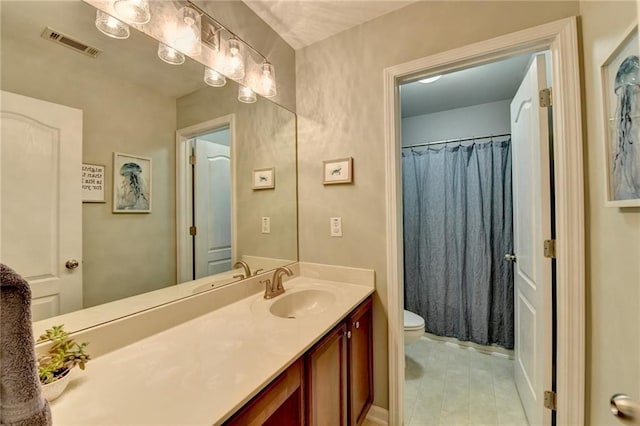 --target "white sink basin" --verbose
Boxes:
[269,289,336,319]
